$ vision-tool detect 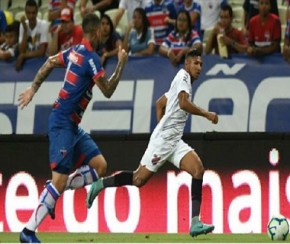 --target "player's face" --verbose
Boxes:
[185,56,202,81]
